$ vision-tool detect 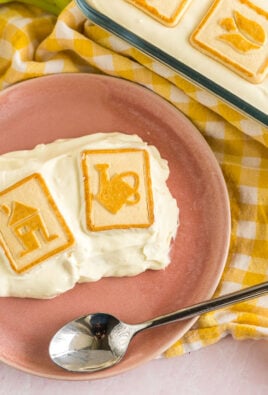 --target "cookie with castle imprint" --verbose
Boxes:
[190,0,268,83]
